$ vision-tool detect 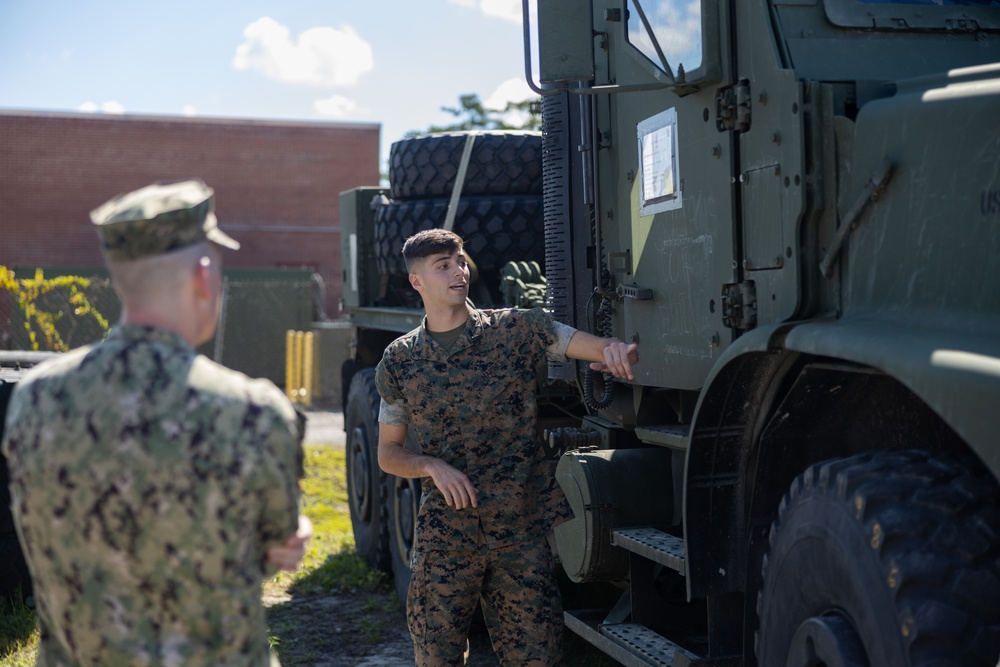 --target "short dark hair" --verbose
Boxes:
[402,229,464,274]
